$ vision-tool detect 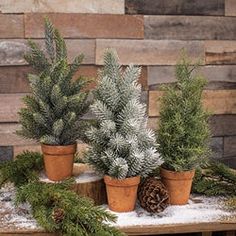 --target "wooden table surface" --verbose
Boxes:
[0,222,236,235]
